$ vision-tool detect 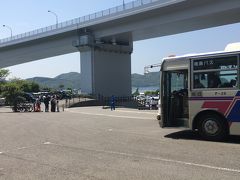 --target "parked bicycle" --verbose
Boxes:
[12,103,33,112]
